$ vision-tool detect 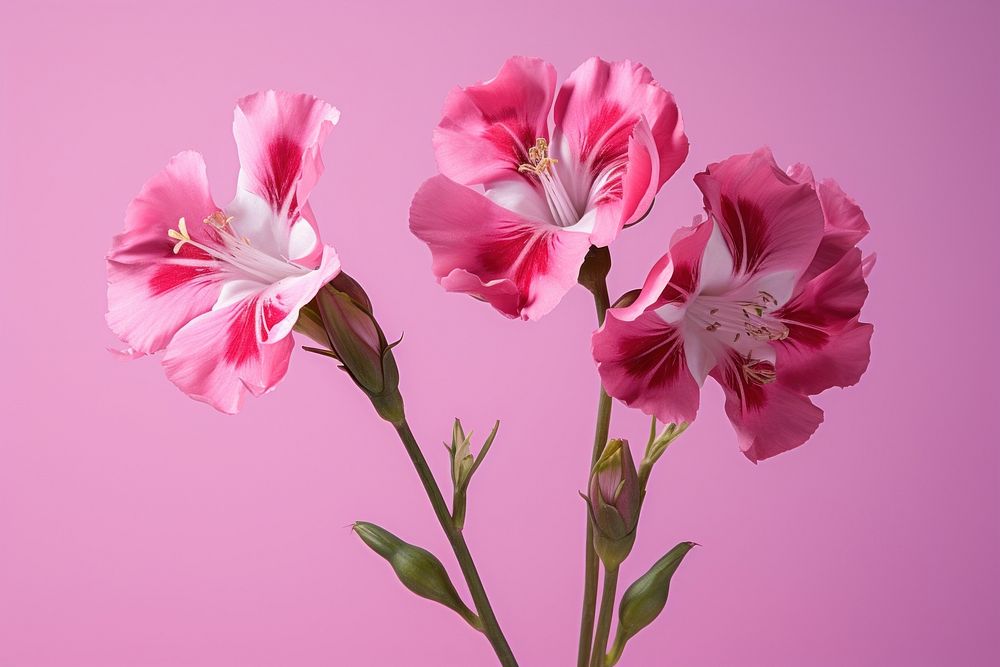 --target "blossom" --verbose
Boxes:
[106,91,342,413]
[592,149,873,461]
[409,56,688,320]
